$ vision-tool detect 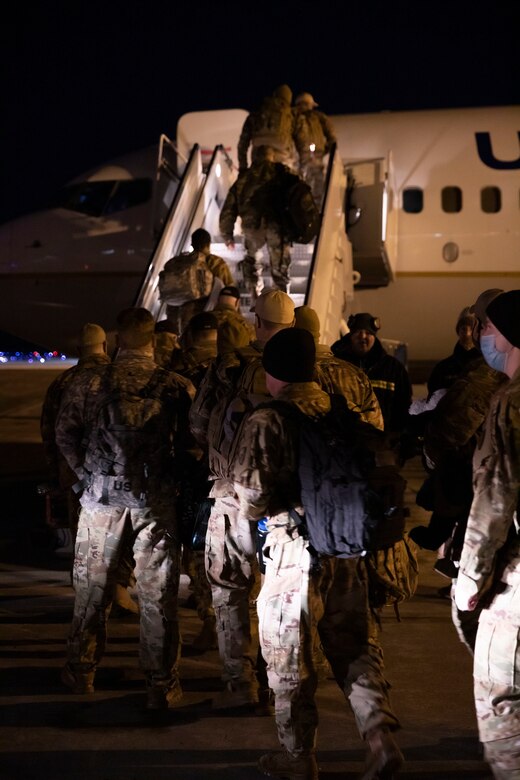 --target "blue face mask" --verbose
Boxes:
[480,334,508,373]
